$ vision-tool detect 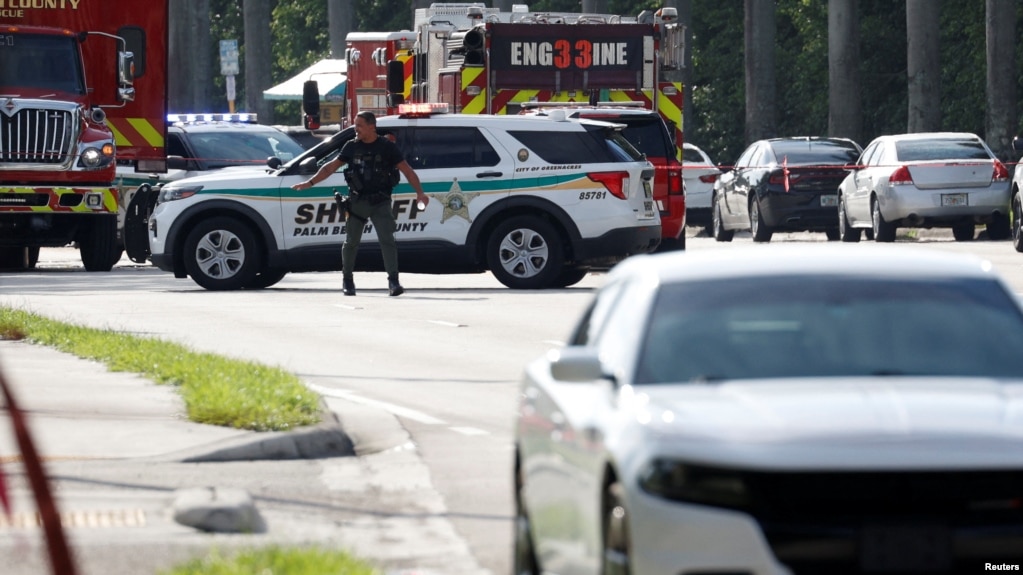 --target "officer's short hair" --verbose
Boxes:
[356,111,377,126]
